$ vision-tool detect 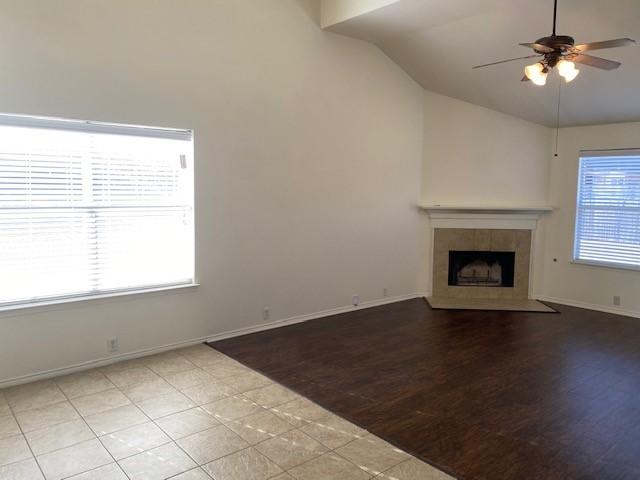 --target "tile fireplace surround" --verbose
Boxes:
[432,228,531,300]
